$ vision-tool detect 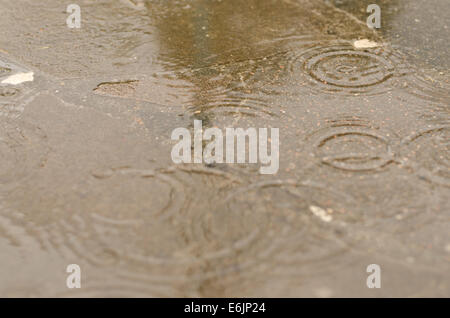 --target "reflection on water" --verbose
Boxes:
[140,0,381,121]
